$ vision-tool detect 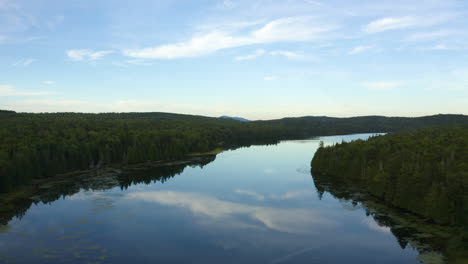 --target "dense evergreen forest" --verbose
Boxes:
[2,110,468,194]
[311,125,468,232]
